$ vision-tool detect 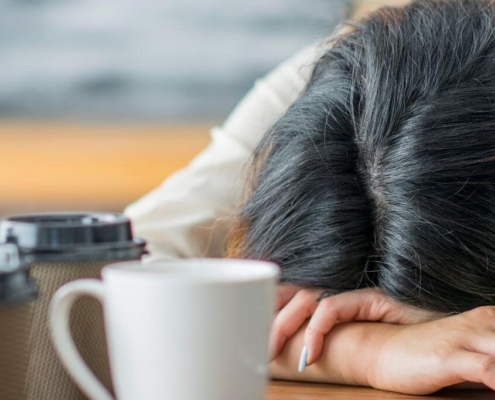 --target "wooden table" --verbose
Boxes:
[0,121,212,215]
[266,381,495,399]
